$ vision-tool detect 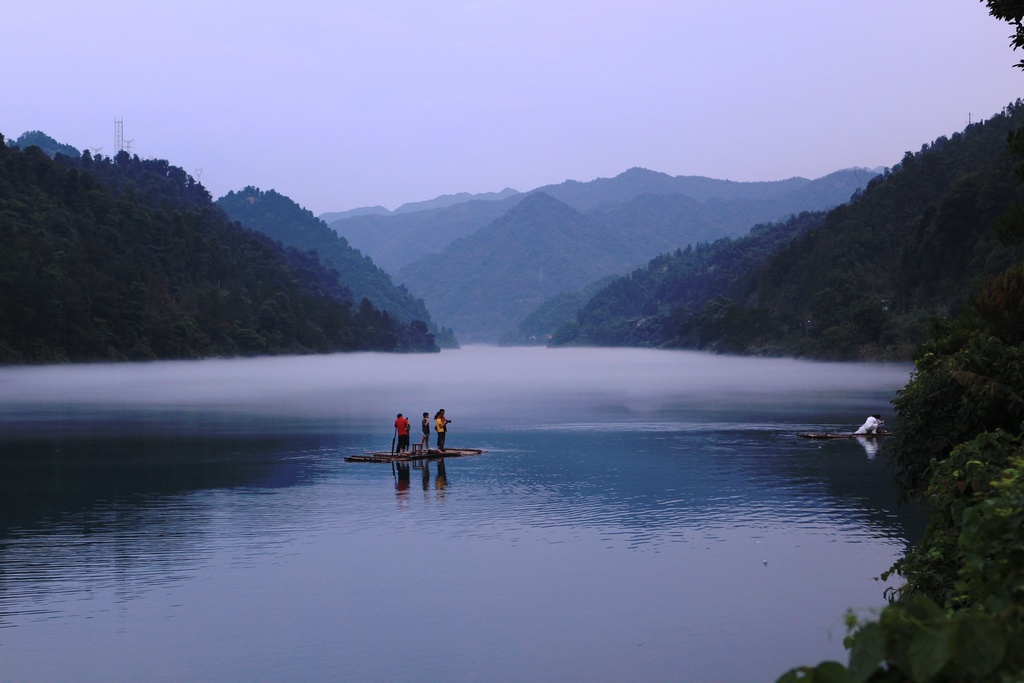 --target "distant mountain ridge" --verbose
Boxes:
[550,103,1024,359]
[326,167,876,277]
[320,187,520,224]
[380,168,876,341]
[399,192,637,340]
